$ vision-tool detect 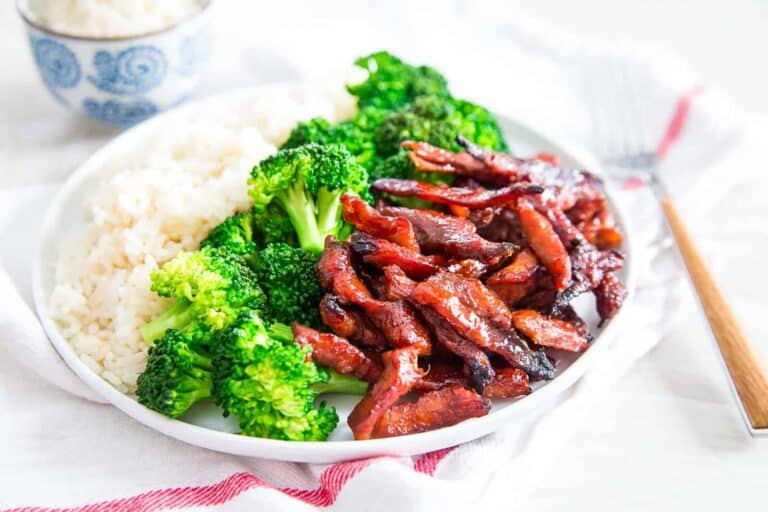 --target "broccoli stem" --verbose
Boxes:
[140,300,194,343]
[277,183,324,253]
[315,188,343,242]
[312,369,369,396]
